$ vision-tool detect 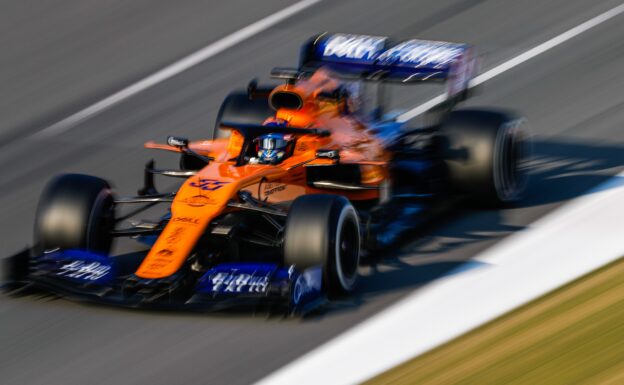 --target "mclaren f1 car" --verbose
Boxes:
[4,33,528,314]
